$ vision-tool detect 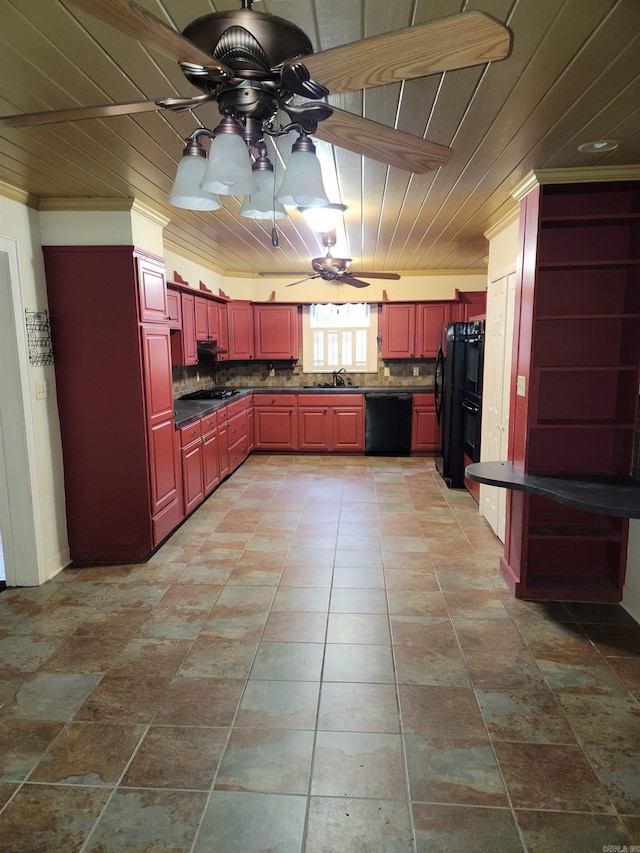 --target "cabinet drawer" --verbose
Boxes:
[180,421,202,447]
[200,412,218,432]
[412,393,435,409]
[255,394,297,407]
[228,410,247,443]
[226,396,248,417]
[298,393,364,408]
